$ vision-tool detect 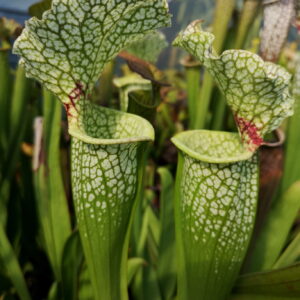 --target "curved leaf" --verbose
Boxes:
[127,257,146,285]
[13,0,171,120]
[113,74,151,112]
[249,181,300,271]
[173,21,293,151]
